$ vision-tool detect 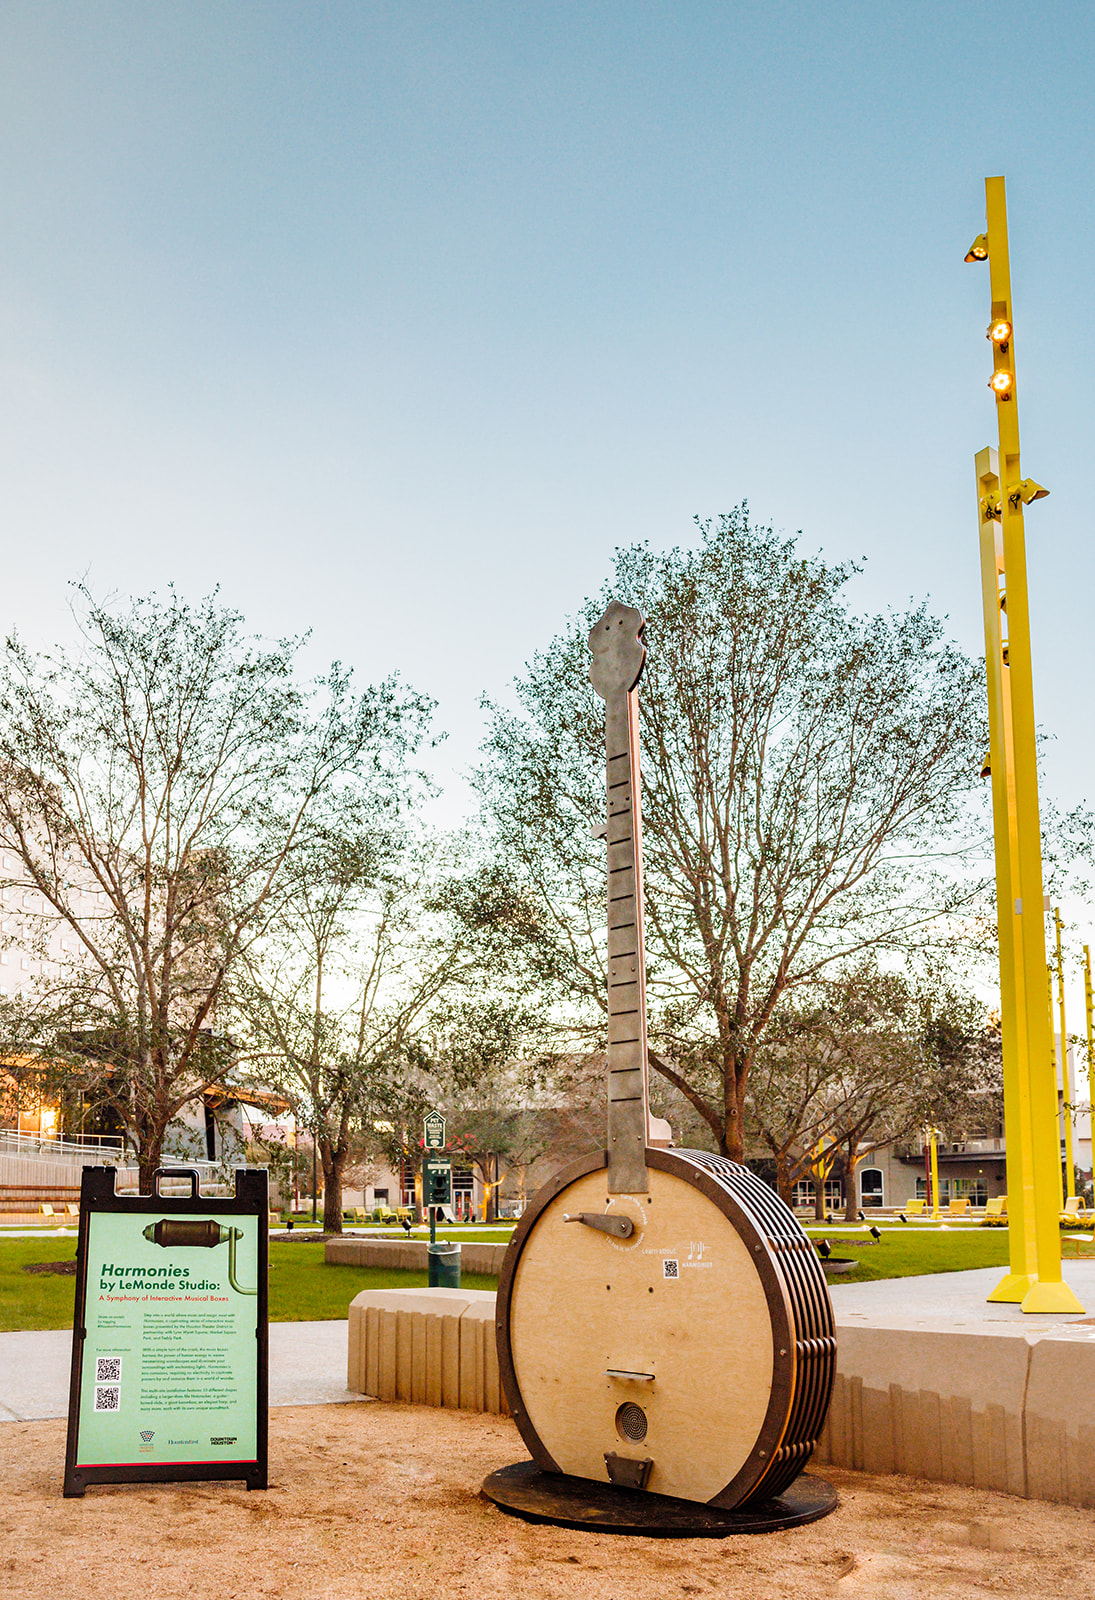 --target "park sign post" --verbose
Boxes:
[63,1166,268,1498]
[423,1110,446,1149]
[422,1153,459,1288]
